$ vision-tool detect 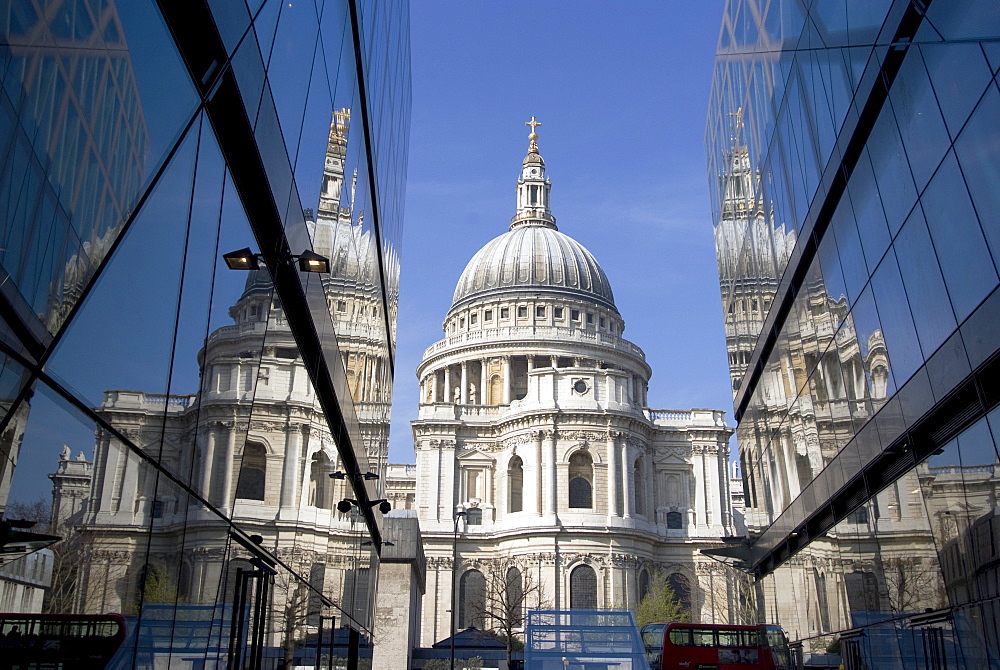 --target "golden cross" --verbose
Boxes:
[726,107,744,135]
[525,116,542,133]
